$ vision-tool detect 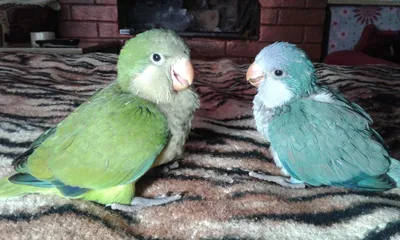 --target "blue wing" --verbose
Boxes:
[269,91,395,191]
